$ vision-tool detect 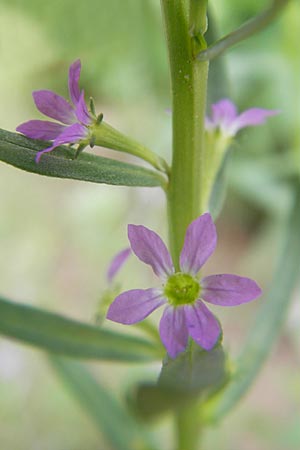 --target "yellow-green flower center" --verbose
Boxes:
[164,273,201,307]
